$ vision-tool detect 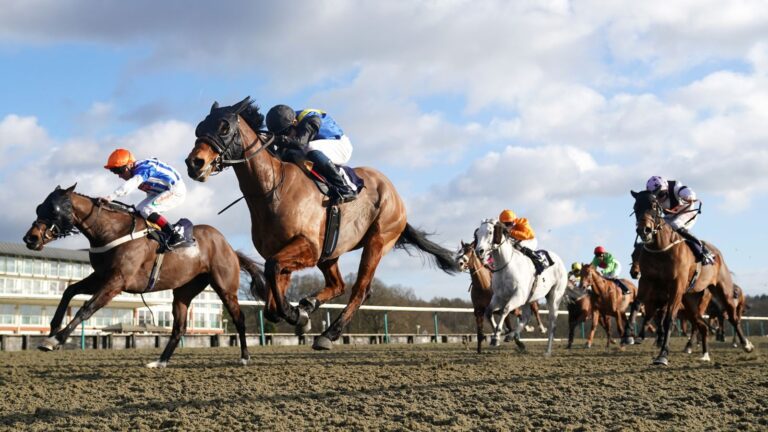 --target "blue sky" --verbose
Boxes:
[1,1,767,298]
